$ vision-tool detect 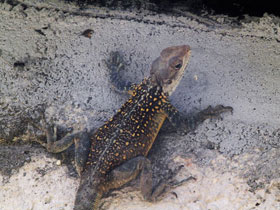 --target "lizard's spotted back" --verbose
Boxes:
[86,78,169,176]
